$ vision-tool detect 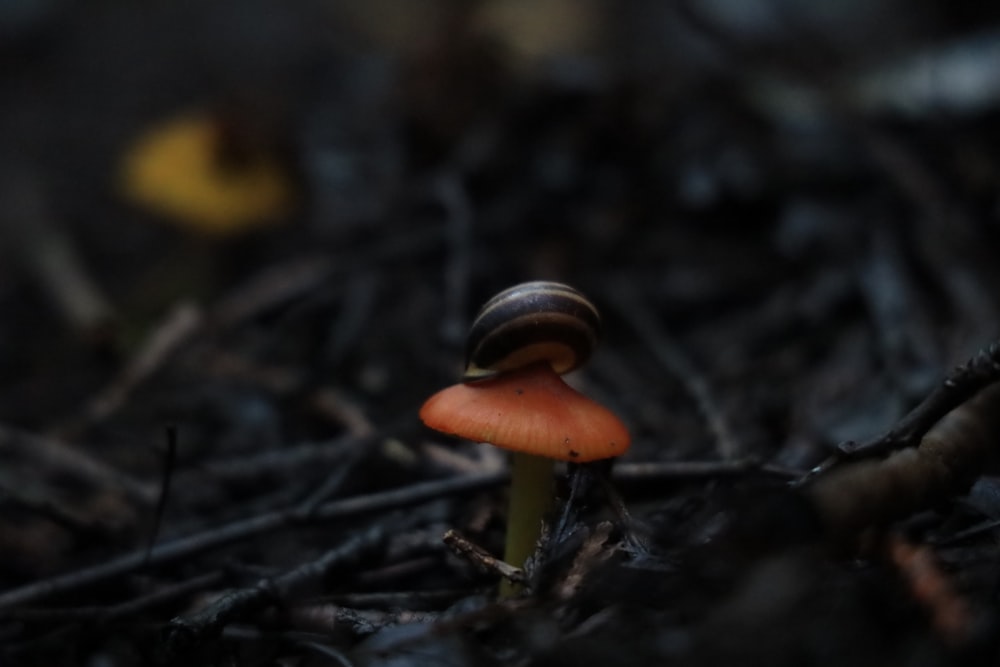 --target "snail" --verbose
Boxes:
[463,281,602,381]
